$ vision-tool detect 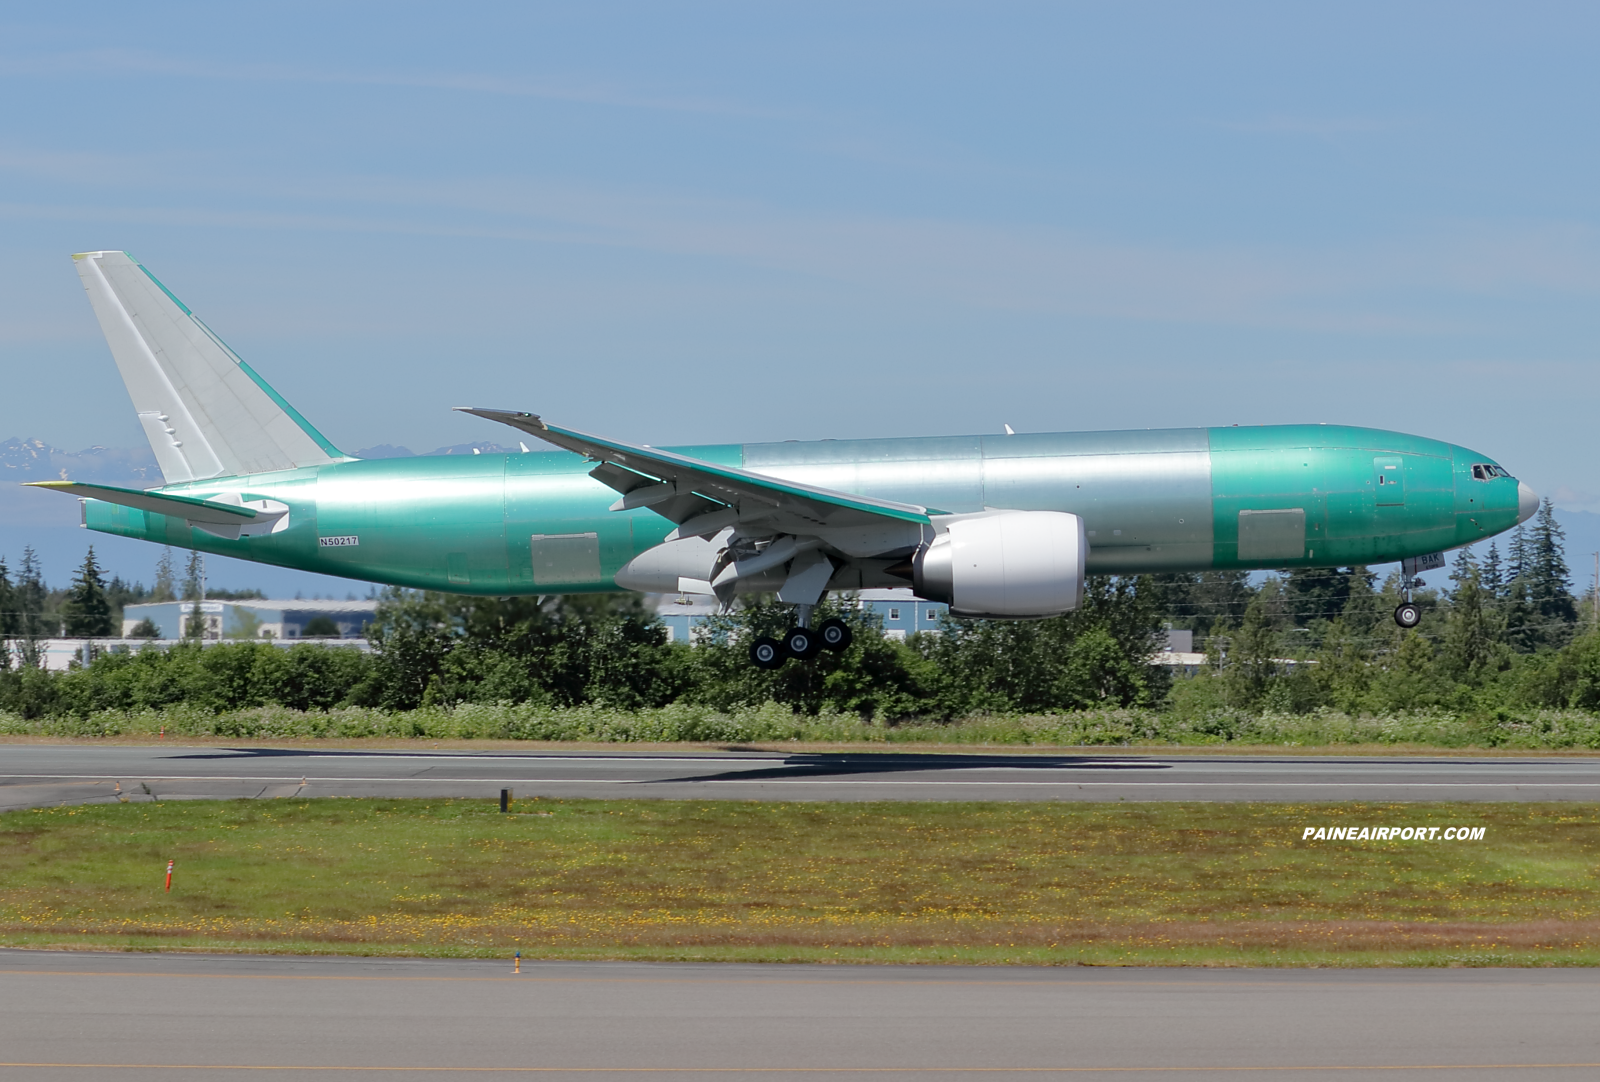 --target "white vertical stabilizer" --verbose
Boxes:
[72,251,344,483]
